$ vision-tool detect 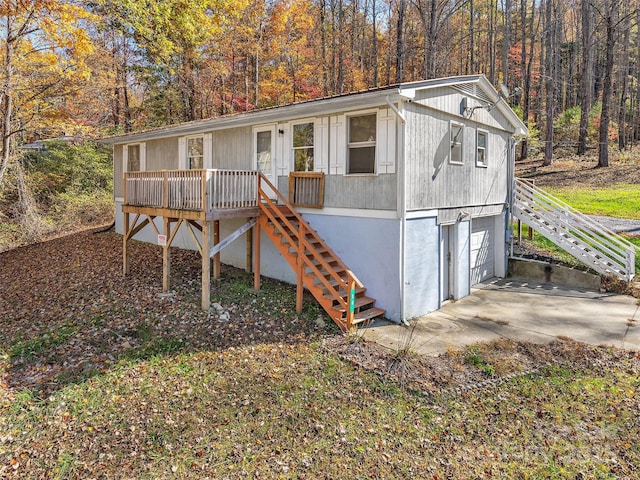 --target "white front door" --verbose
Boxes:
[254,125,277,198]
